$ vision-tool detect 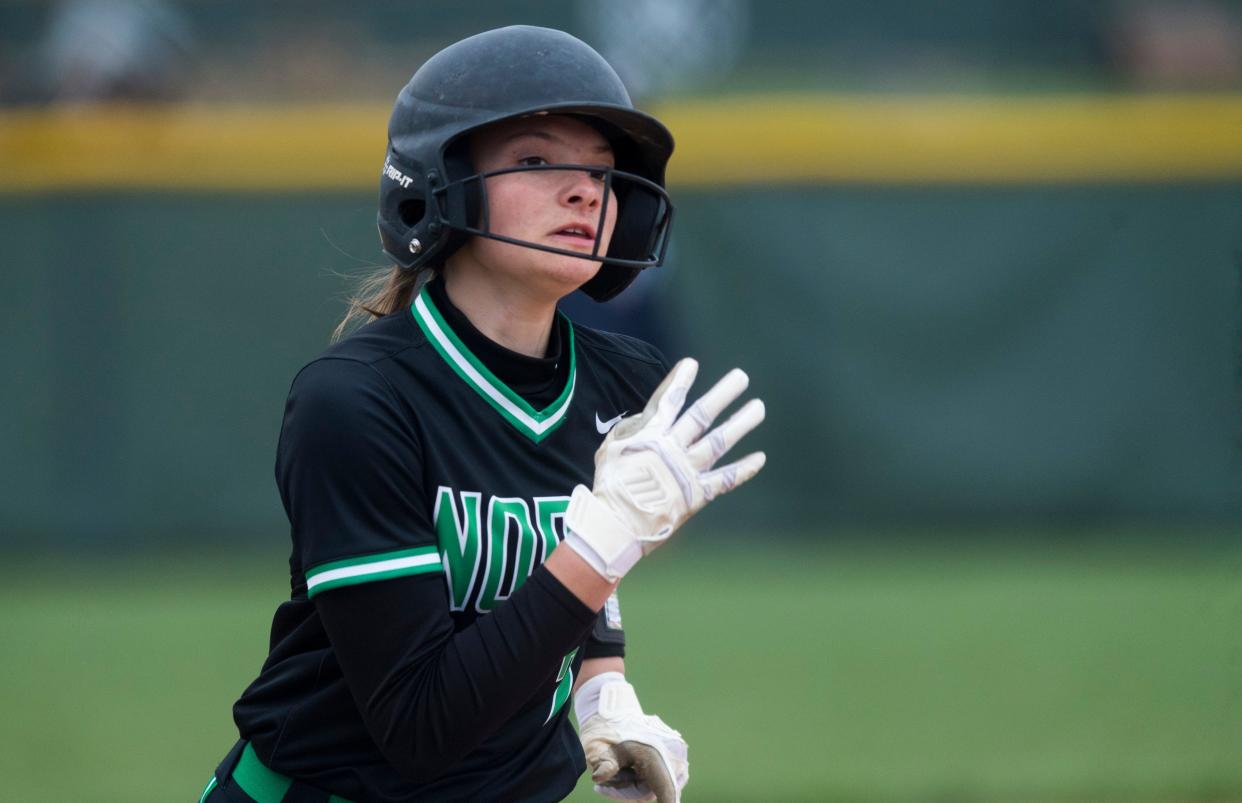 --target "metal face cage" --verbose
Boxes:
[429,163,674,269]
